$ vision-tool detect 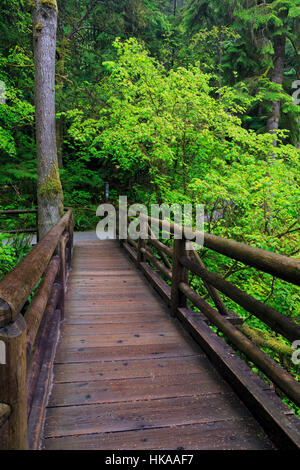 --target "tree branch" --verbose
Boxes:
[66,0,102,40]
